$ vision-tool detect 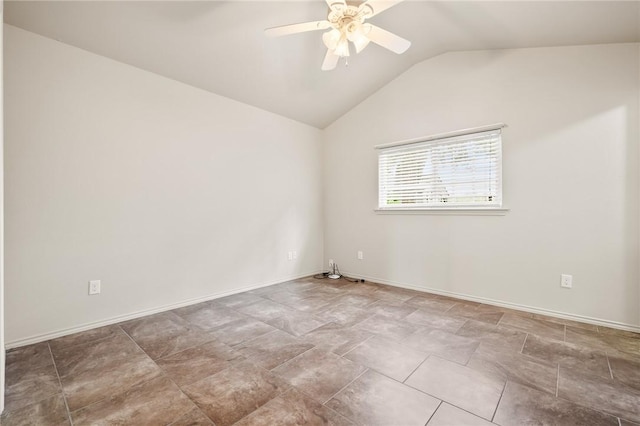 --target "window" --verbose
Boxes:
[377,126,503,211]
